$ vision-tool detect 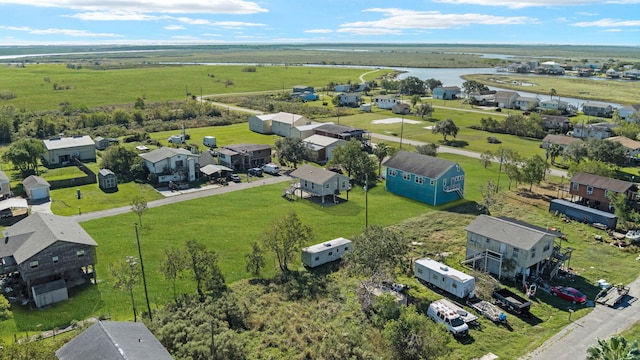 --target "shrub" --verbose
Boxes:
[0,295,13,321]
[0,90,16,99]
